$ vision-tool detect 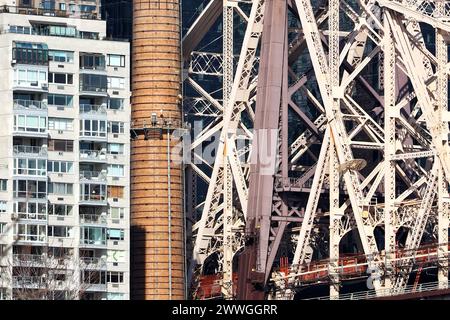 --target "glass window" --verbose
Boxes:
[47,161,74,173]
[107,143,124,155]
[107,77,124,89]
[48,118,73,131]
[48,204,73,216]
[48,50,74,63]
[81,227,106,245]
[0,201,7,213]
[108,98,124,110]
[107,229,124,241]
[48,94,73,107]
[108,122,124,134]
[107,165,124,177]
[0,180,6,191]
[107,54,125,67]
